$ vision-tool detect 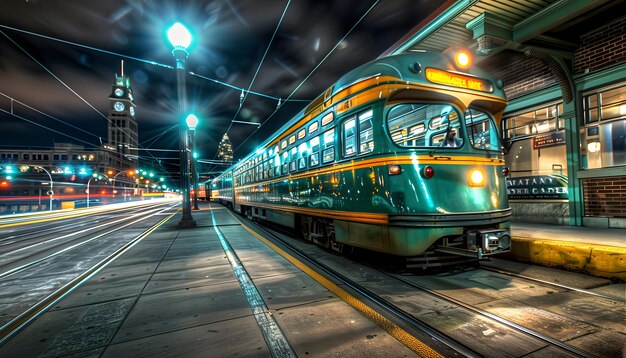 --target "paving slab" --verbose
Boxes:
[273,298,418,357]
[102,315,270,358]
[253,271,335,310]
[143,263,236,294]
[0,298,135,357]
[111,281,251,344]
